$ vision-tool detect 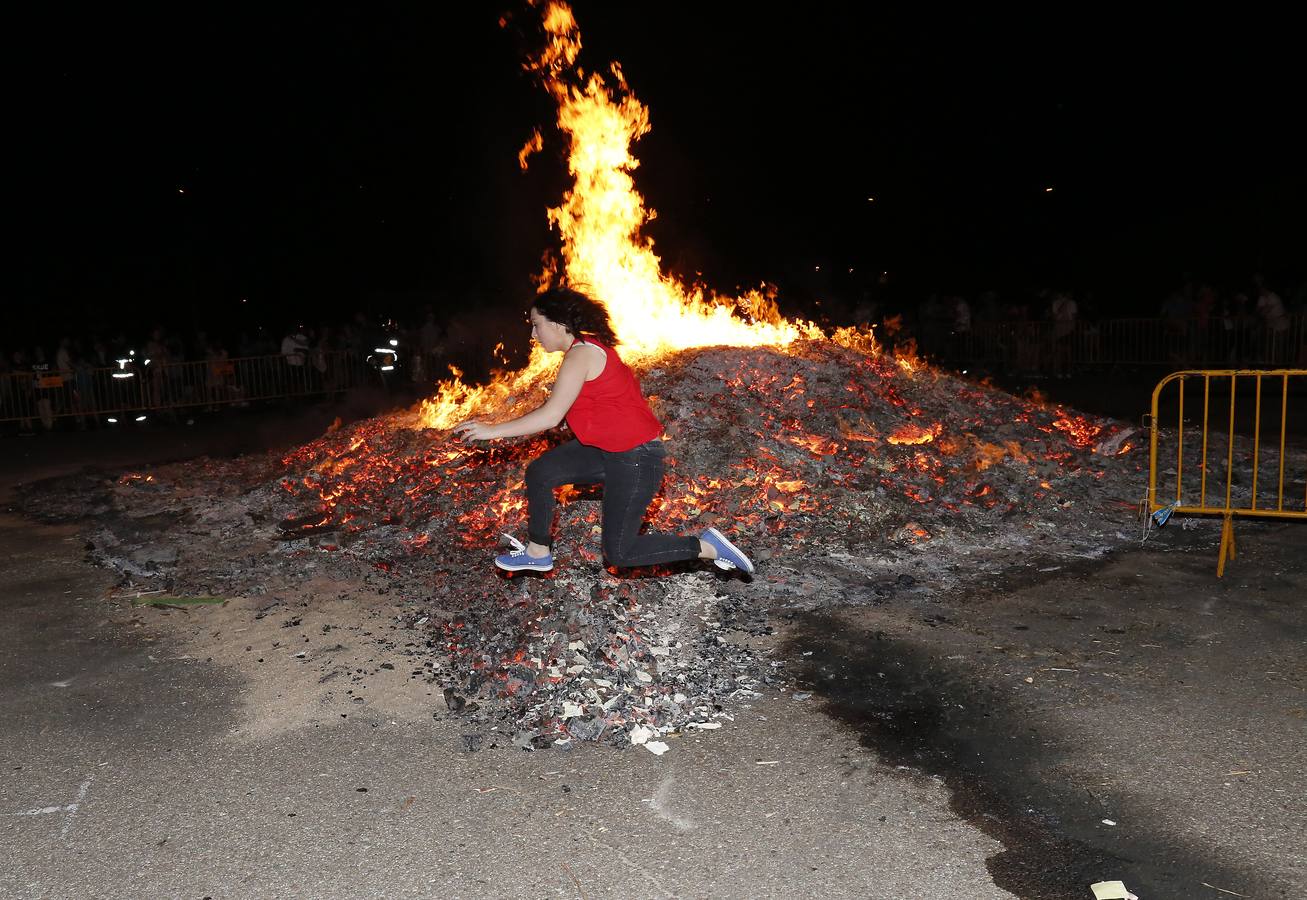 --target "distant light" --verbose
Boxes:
[241,298,248,304]
[177,188,185,194]
[814,266,821,272]
[107,417,119,424]
[388,338,398,347]
[848,268,854,274]
[380,366,395,372]
[143,359,151,366]
[1044,186,1054,193]
[112,372,134,379]
[866,196,875,202]
[135,415,147,422]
